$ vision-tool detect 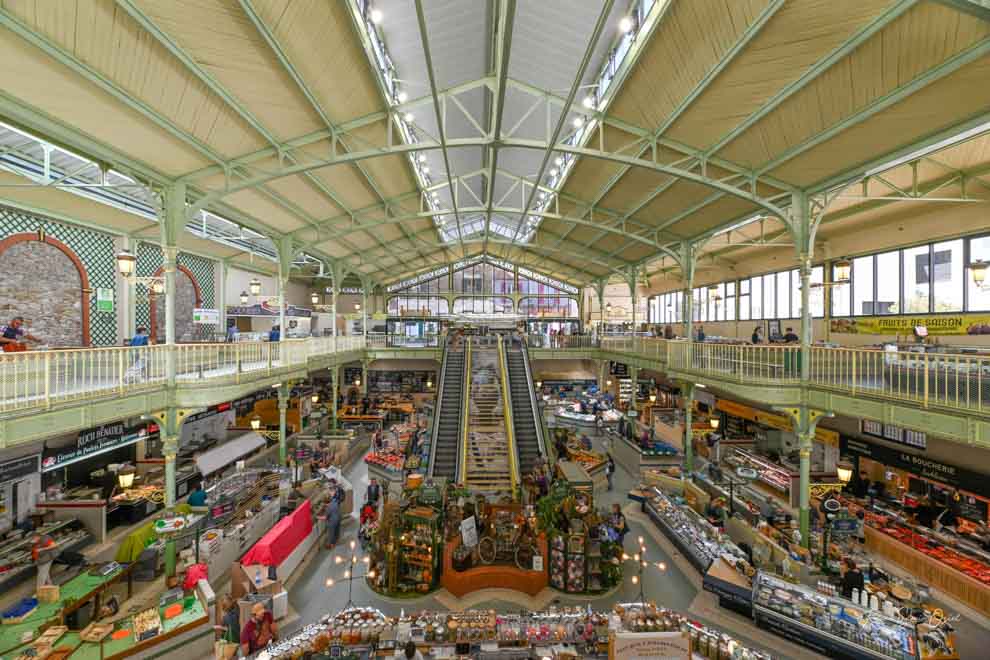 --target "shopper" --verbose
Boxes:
[609,503,628,546]
[129,325,149,346]
[324,491,342,549]
[695,325,706,342]
[394,640,425,660]
[750,326,763,344]
[663,325,674,340]
[855,509,867,544]
[782,327,799,343]
[240,602,278,656]
[187,484,208,507]
[214,594,240,651]
[366,478,381,507]
[1,316,41,352]
[839,557,864,599]
[32,532,57,592]
[268,324,280,342]
[605,454,616,491]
